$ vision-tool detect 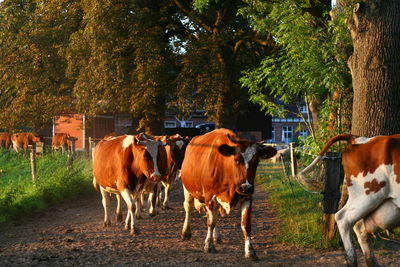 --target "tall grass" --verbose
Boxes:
[0,149,93,223]
[257,161,341,249]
